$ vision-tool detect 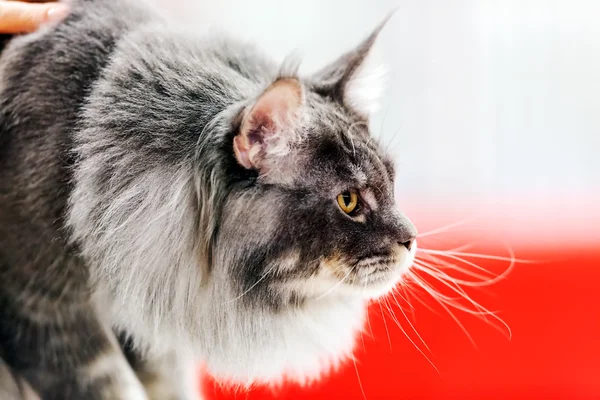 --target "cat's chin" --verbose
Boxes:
[356,239,418,300]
